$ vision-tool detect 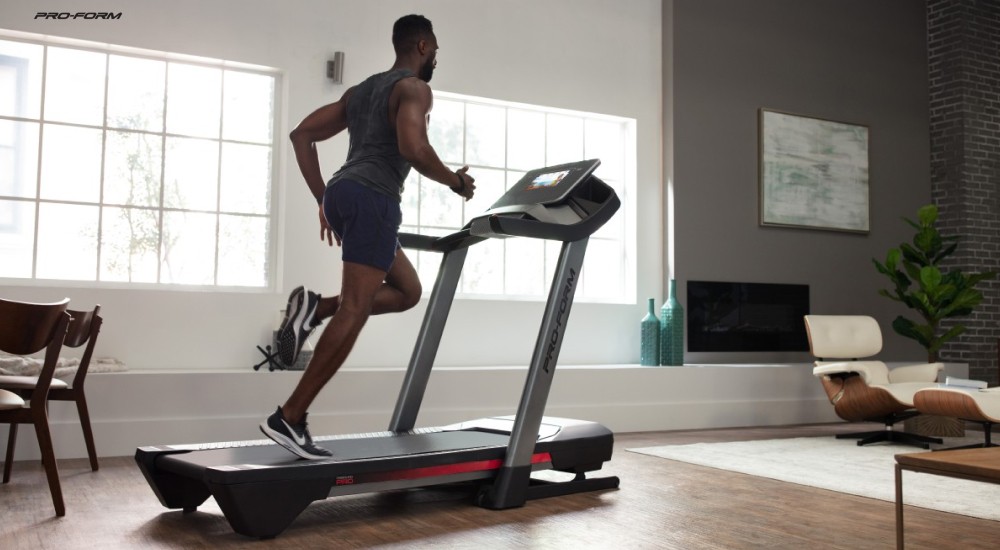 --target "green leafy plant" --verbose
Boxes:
[873,204,995,362]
